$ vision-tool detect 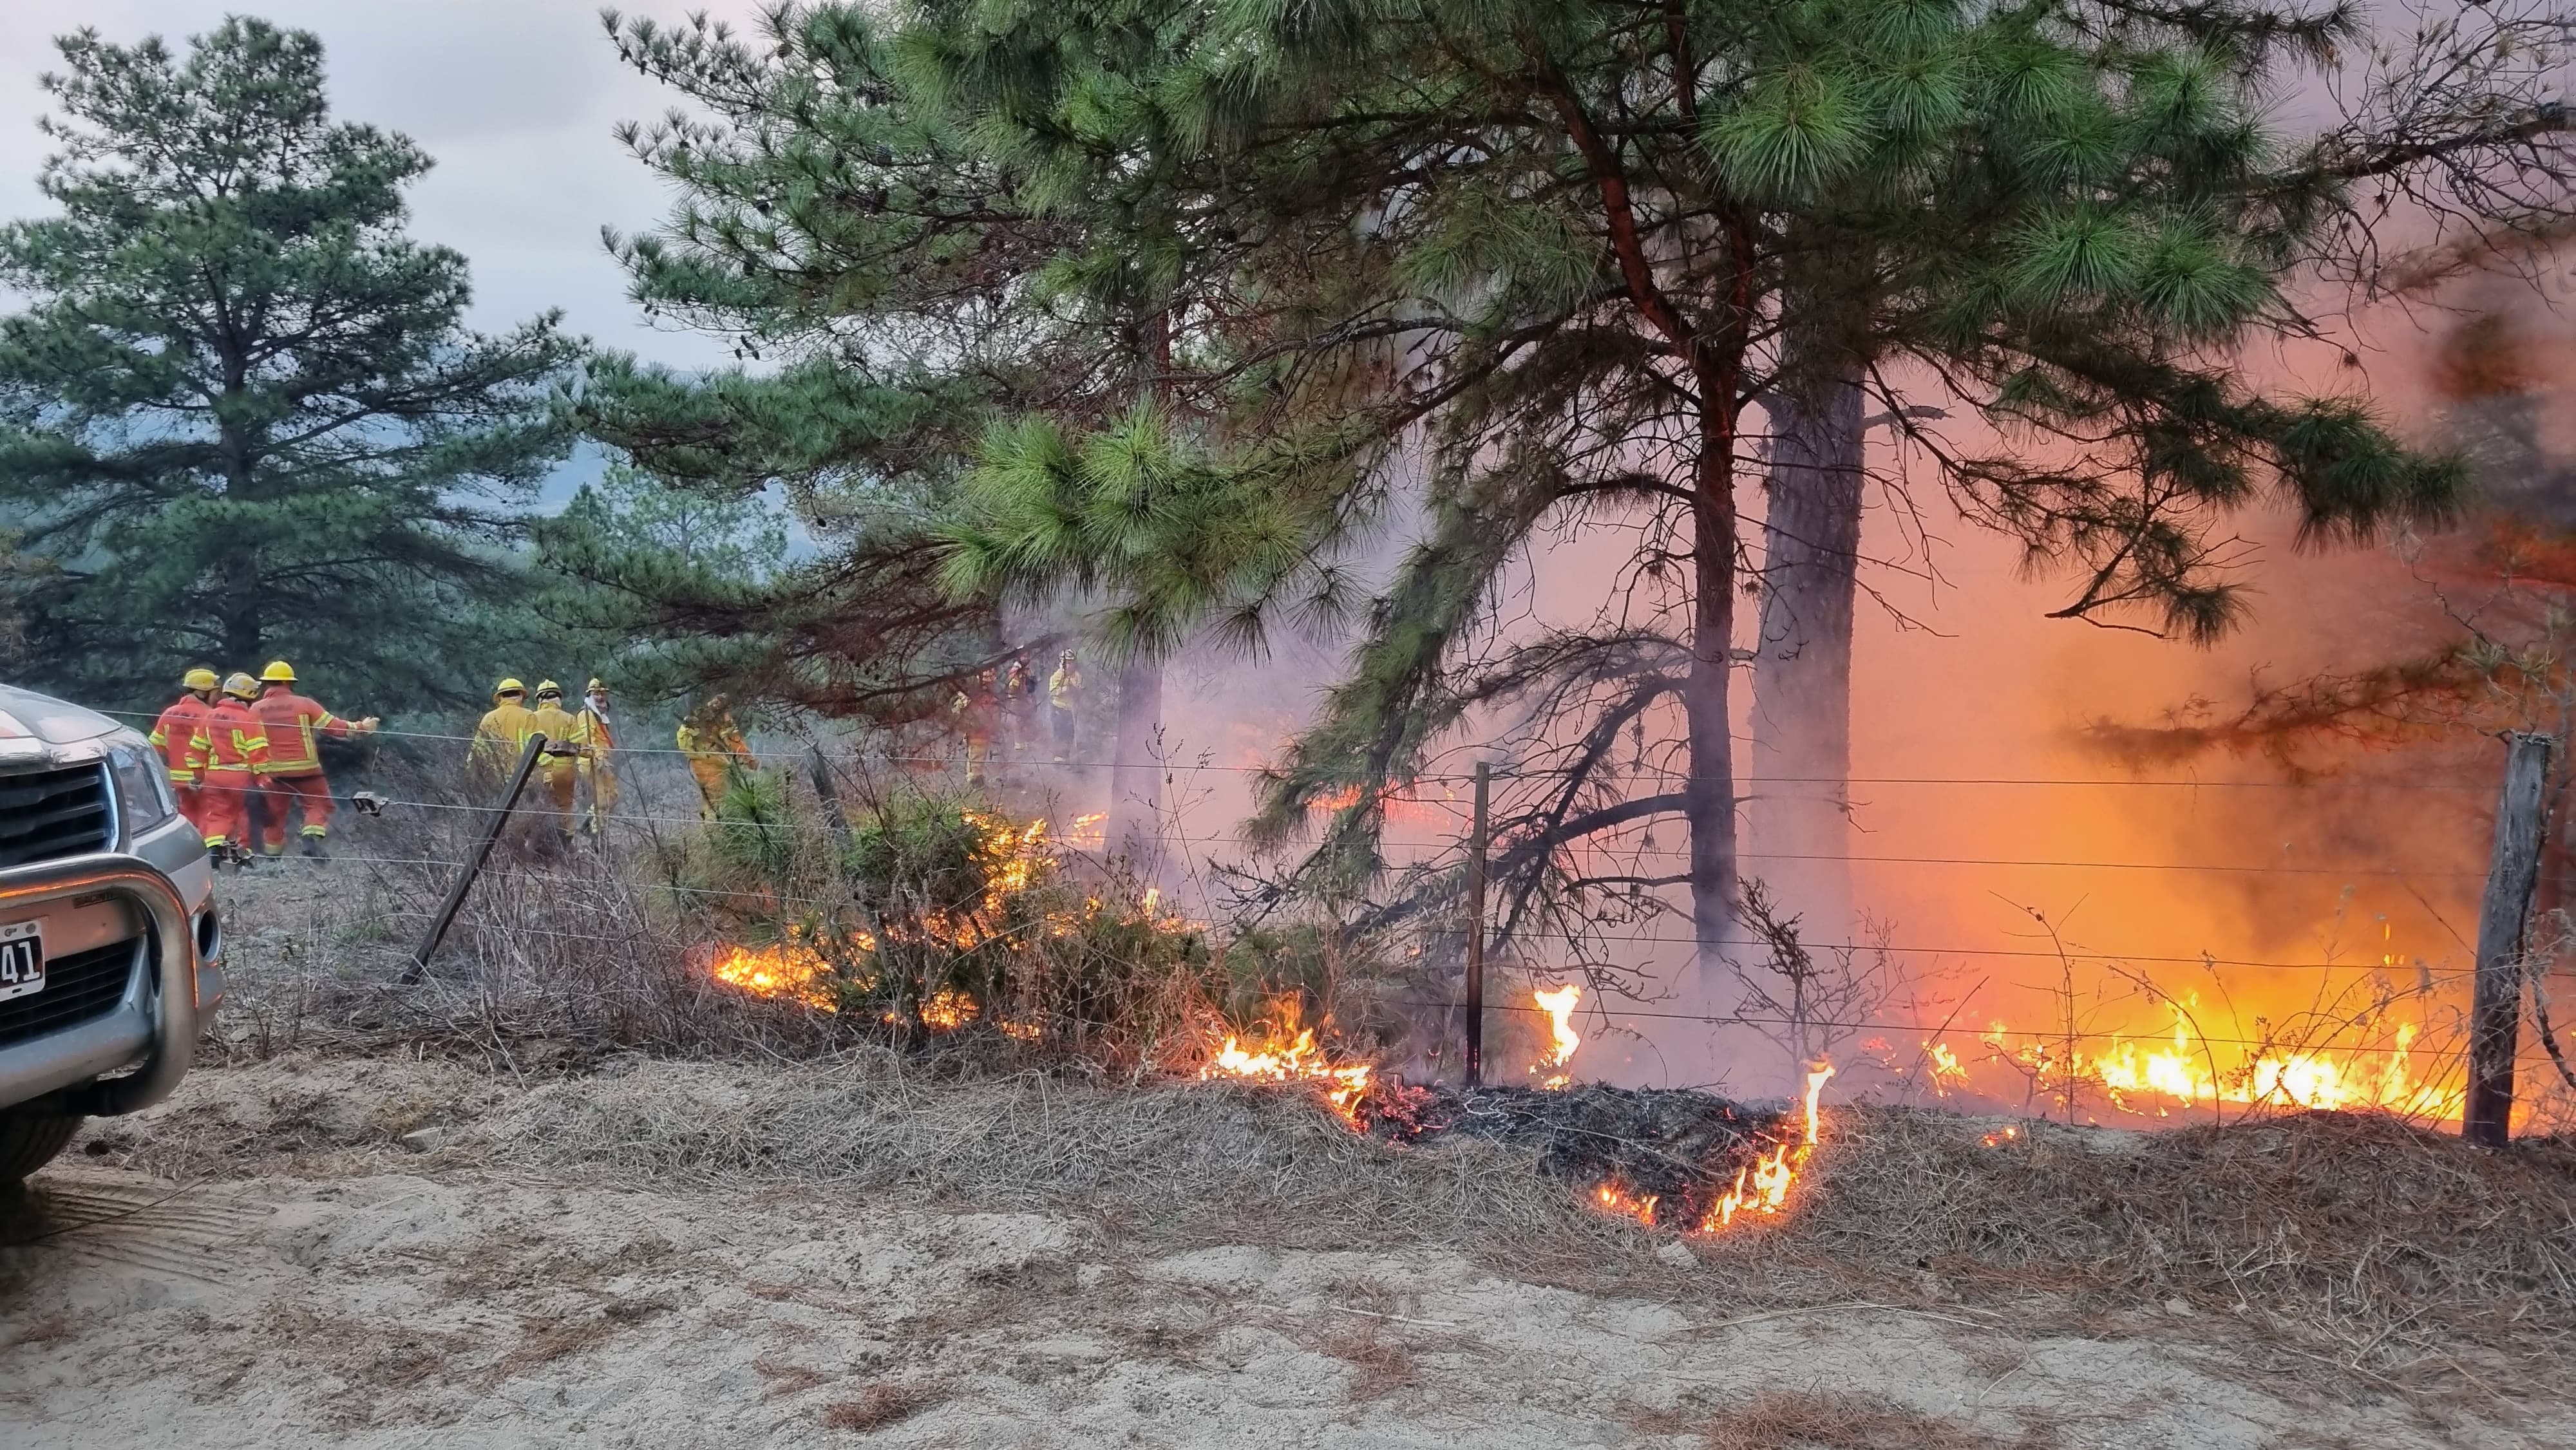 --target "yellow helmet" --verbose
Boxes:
[585,677,607,693]
[182,666,219,692]
[495,677,526,699]
[222,672,259,700]
[534,679,562,699]
[260,660,296,684]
